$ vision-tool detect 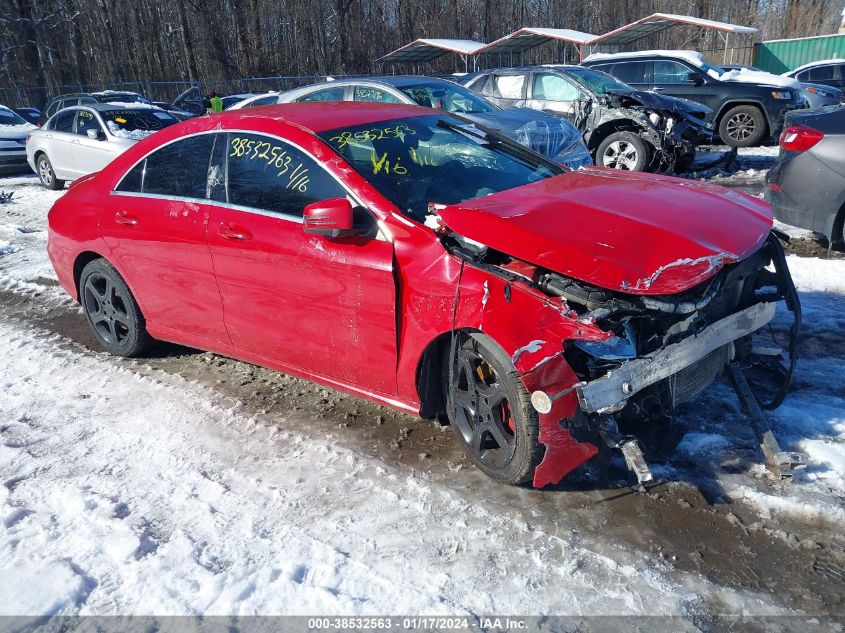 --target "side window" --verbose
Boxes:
[246,95,279,108]
[52,109,76,133]
[353,86,402,103]
[808,65,835,82]
[79,97,97,105]
[795,70,811,82]
[297,86,346,102]
[612,61,649,84]
[75,110,102,136]
[489,74,525,99]
[142,134,216,199]
[61,98,79,109]
[45,100,60,117]
[532,73,580,101]
[116,160,145,193]
[653,60,693,84]
[226,132,346,217]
